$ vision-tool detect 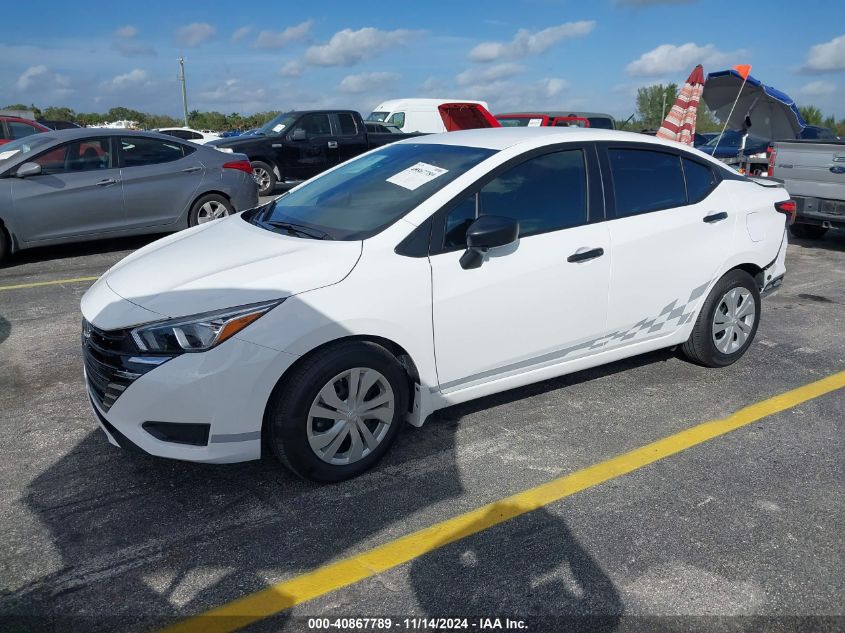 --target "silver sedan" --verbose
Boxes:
[0,128,258,262]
